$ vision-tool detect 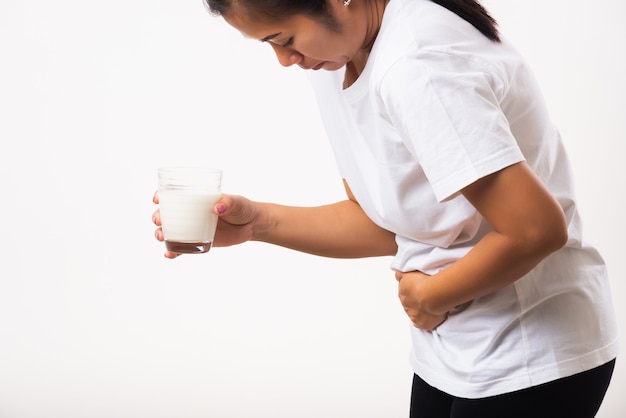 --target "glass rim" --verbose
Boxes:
[157,166,222,173]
